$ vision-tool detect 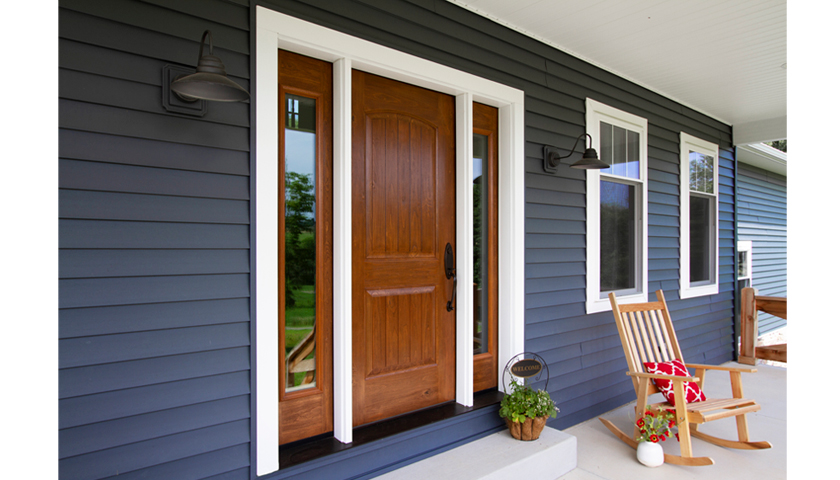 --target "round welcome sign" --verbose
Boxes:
[502,352,550,392]
[509,358,543,378]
